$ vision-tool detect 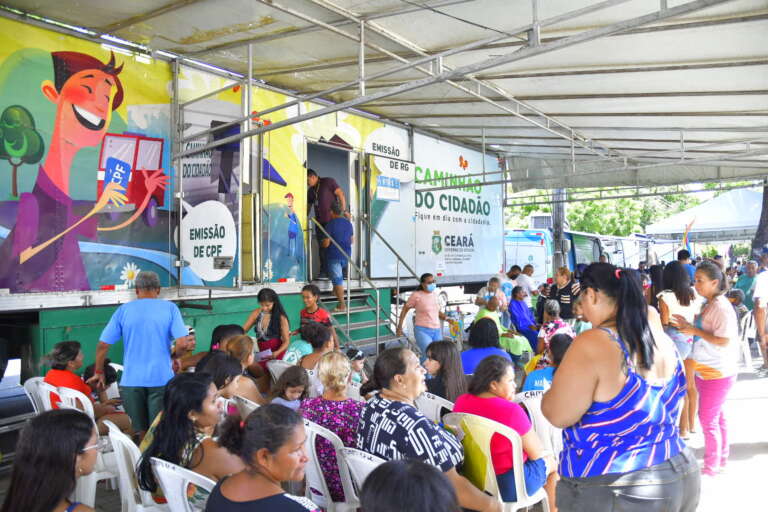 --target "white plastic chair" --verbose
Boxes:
[738,311,756,369]
[58,387,119,507]
[267,359,293,383]
[150,457,216,512]
[443,412,549,512]
[414,392,454,423]
[103,420,167,512]
[340,448,386,497]
[37,380,60,411]
[106,362,124,400]
[22,376,45,413]
[303,419,358,511]
[232,394,260,418]
[514,390,562,456]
